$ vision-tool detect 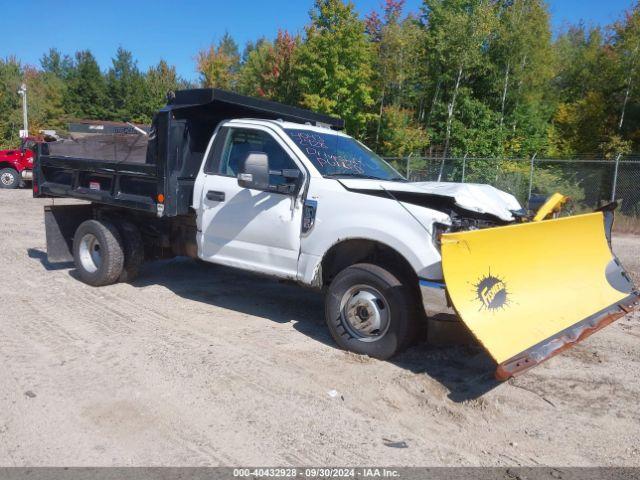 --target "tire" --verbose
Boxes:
[325,263,418,360]
[72,219,124,286]
[0,168,20,189]
[116,220,144,283]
